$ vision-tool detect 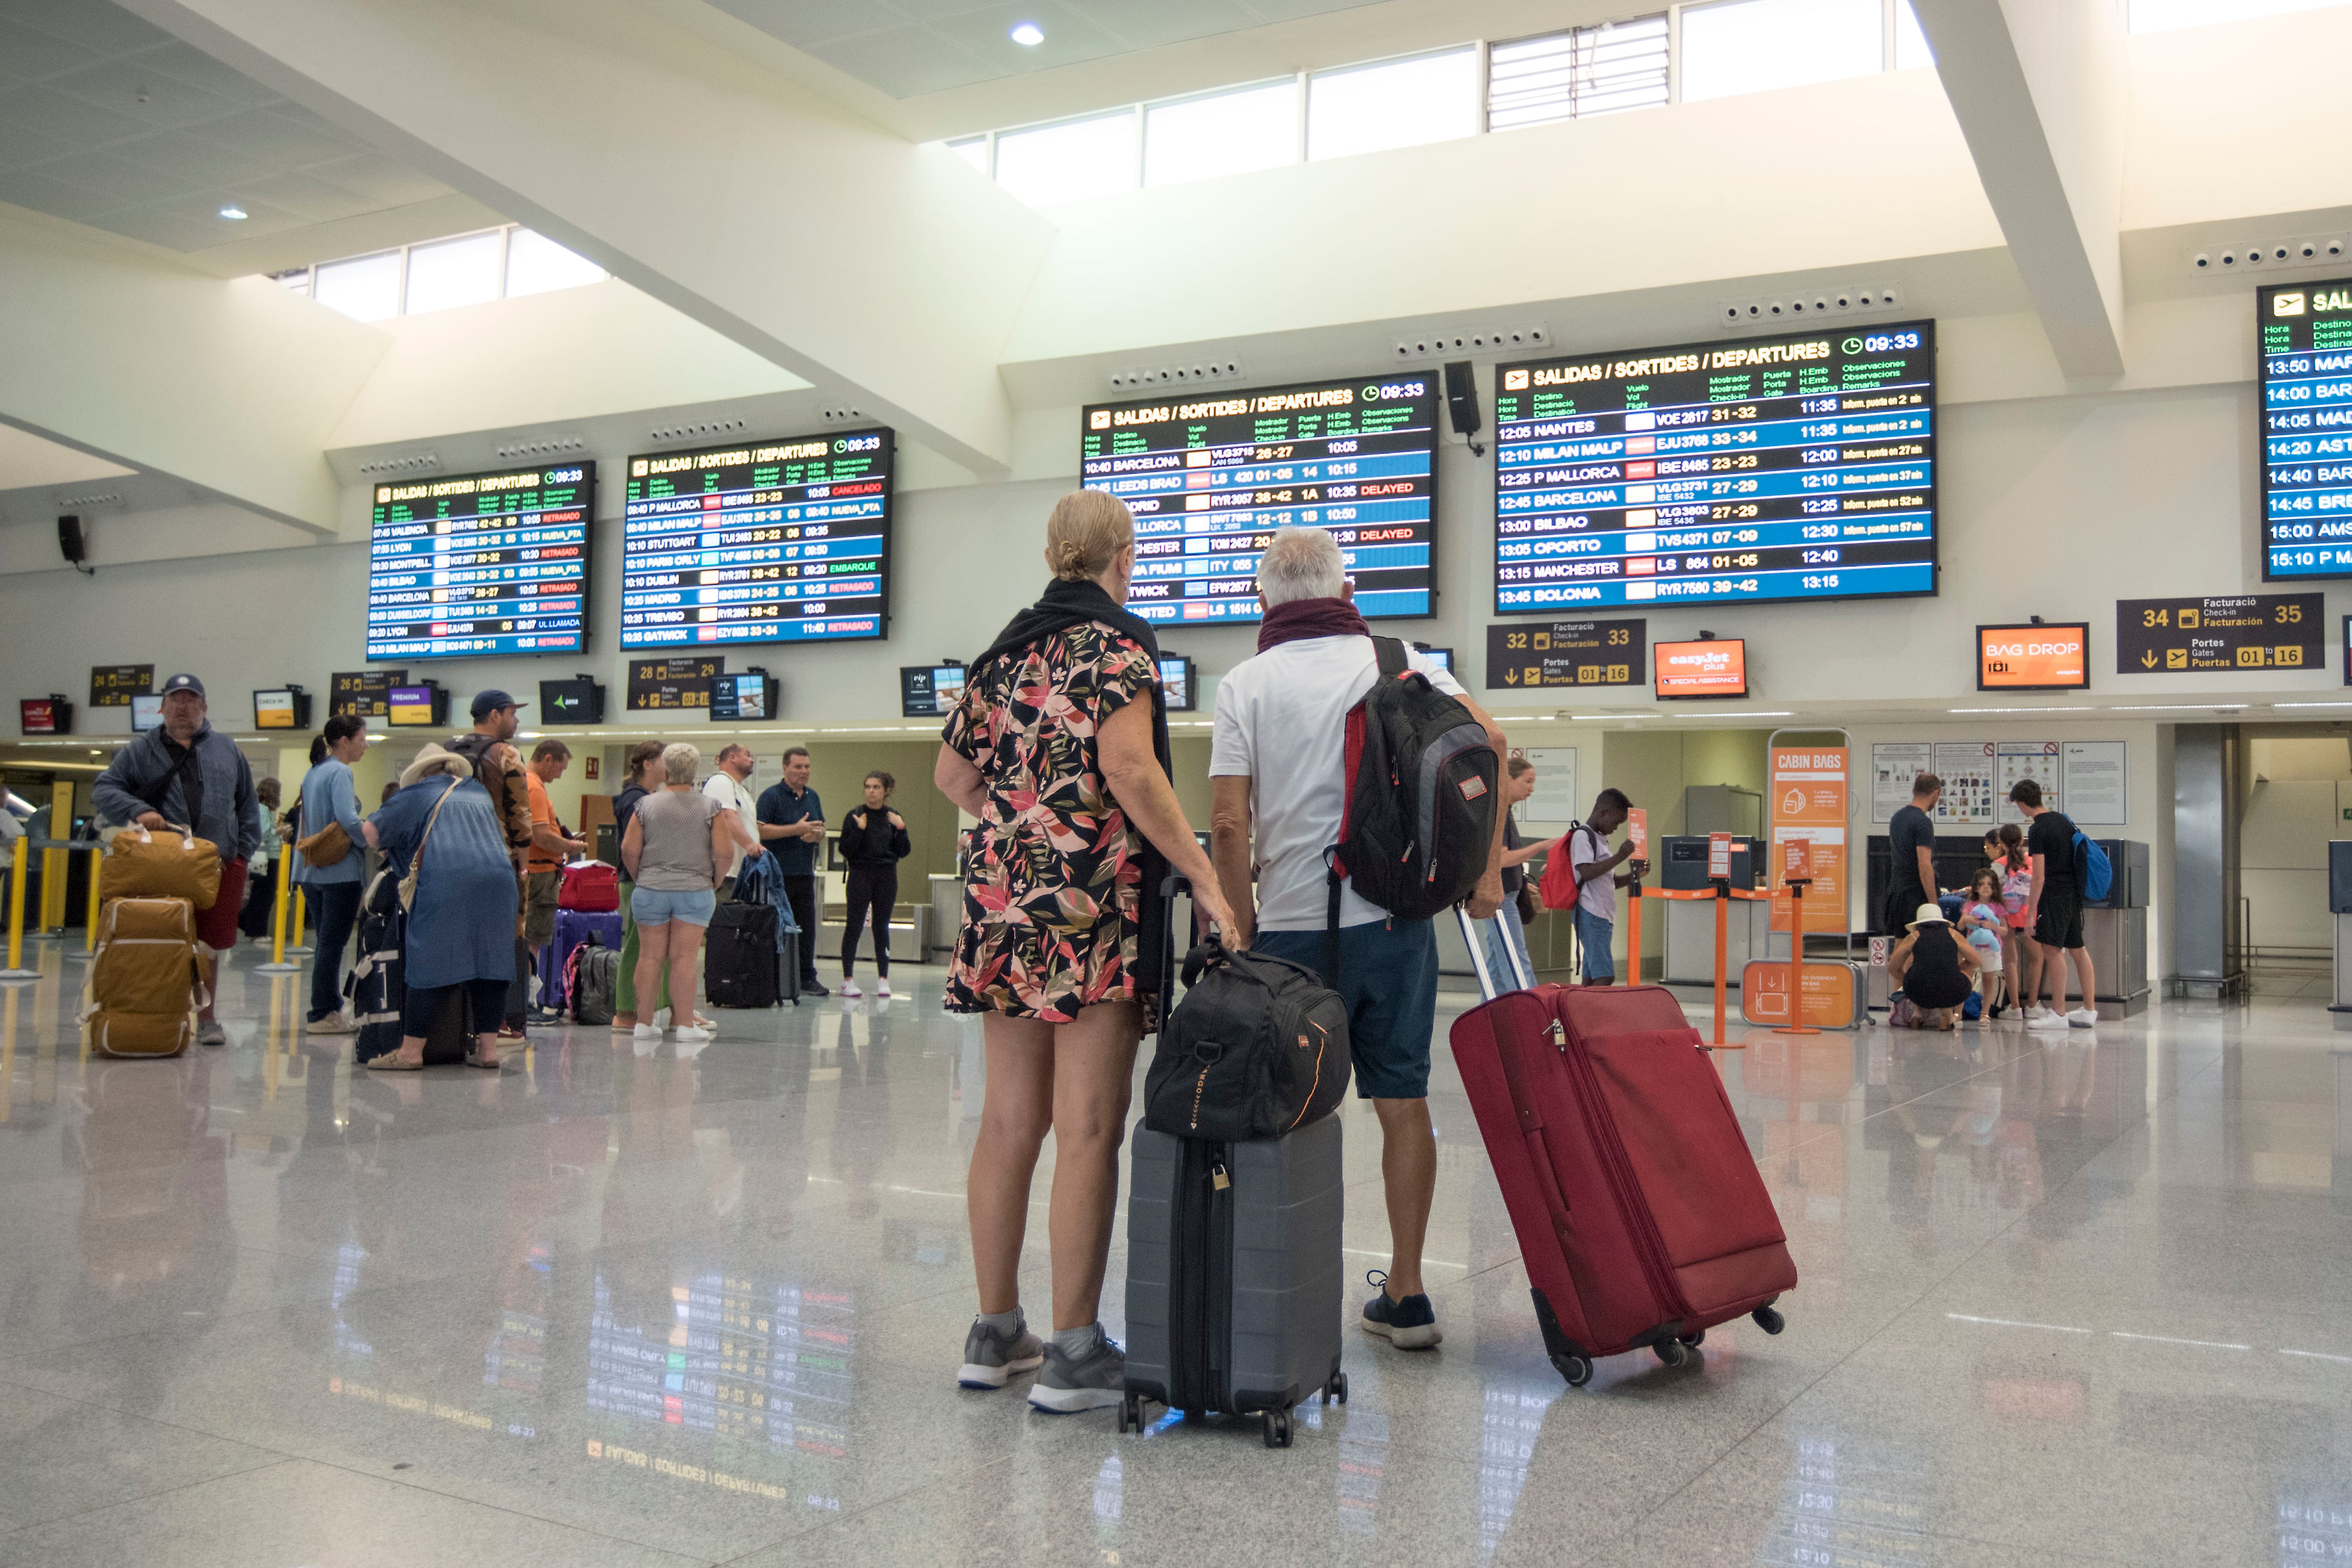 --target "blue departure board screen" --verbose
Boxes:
[366,463,593,660]
[1081,374,1438,624]
[620,429,892,647]
[2259,281,2352,579]
[1492,321,1937,611]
